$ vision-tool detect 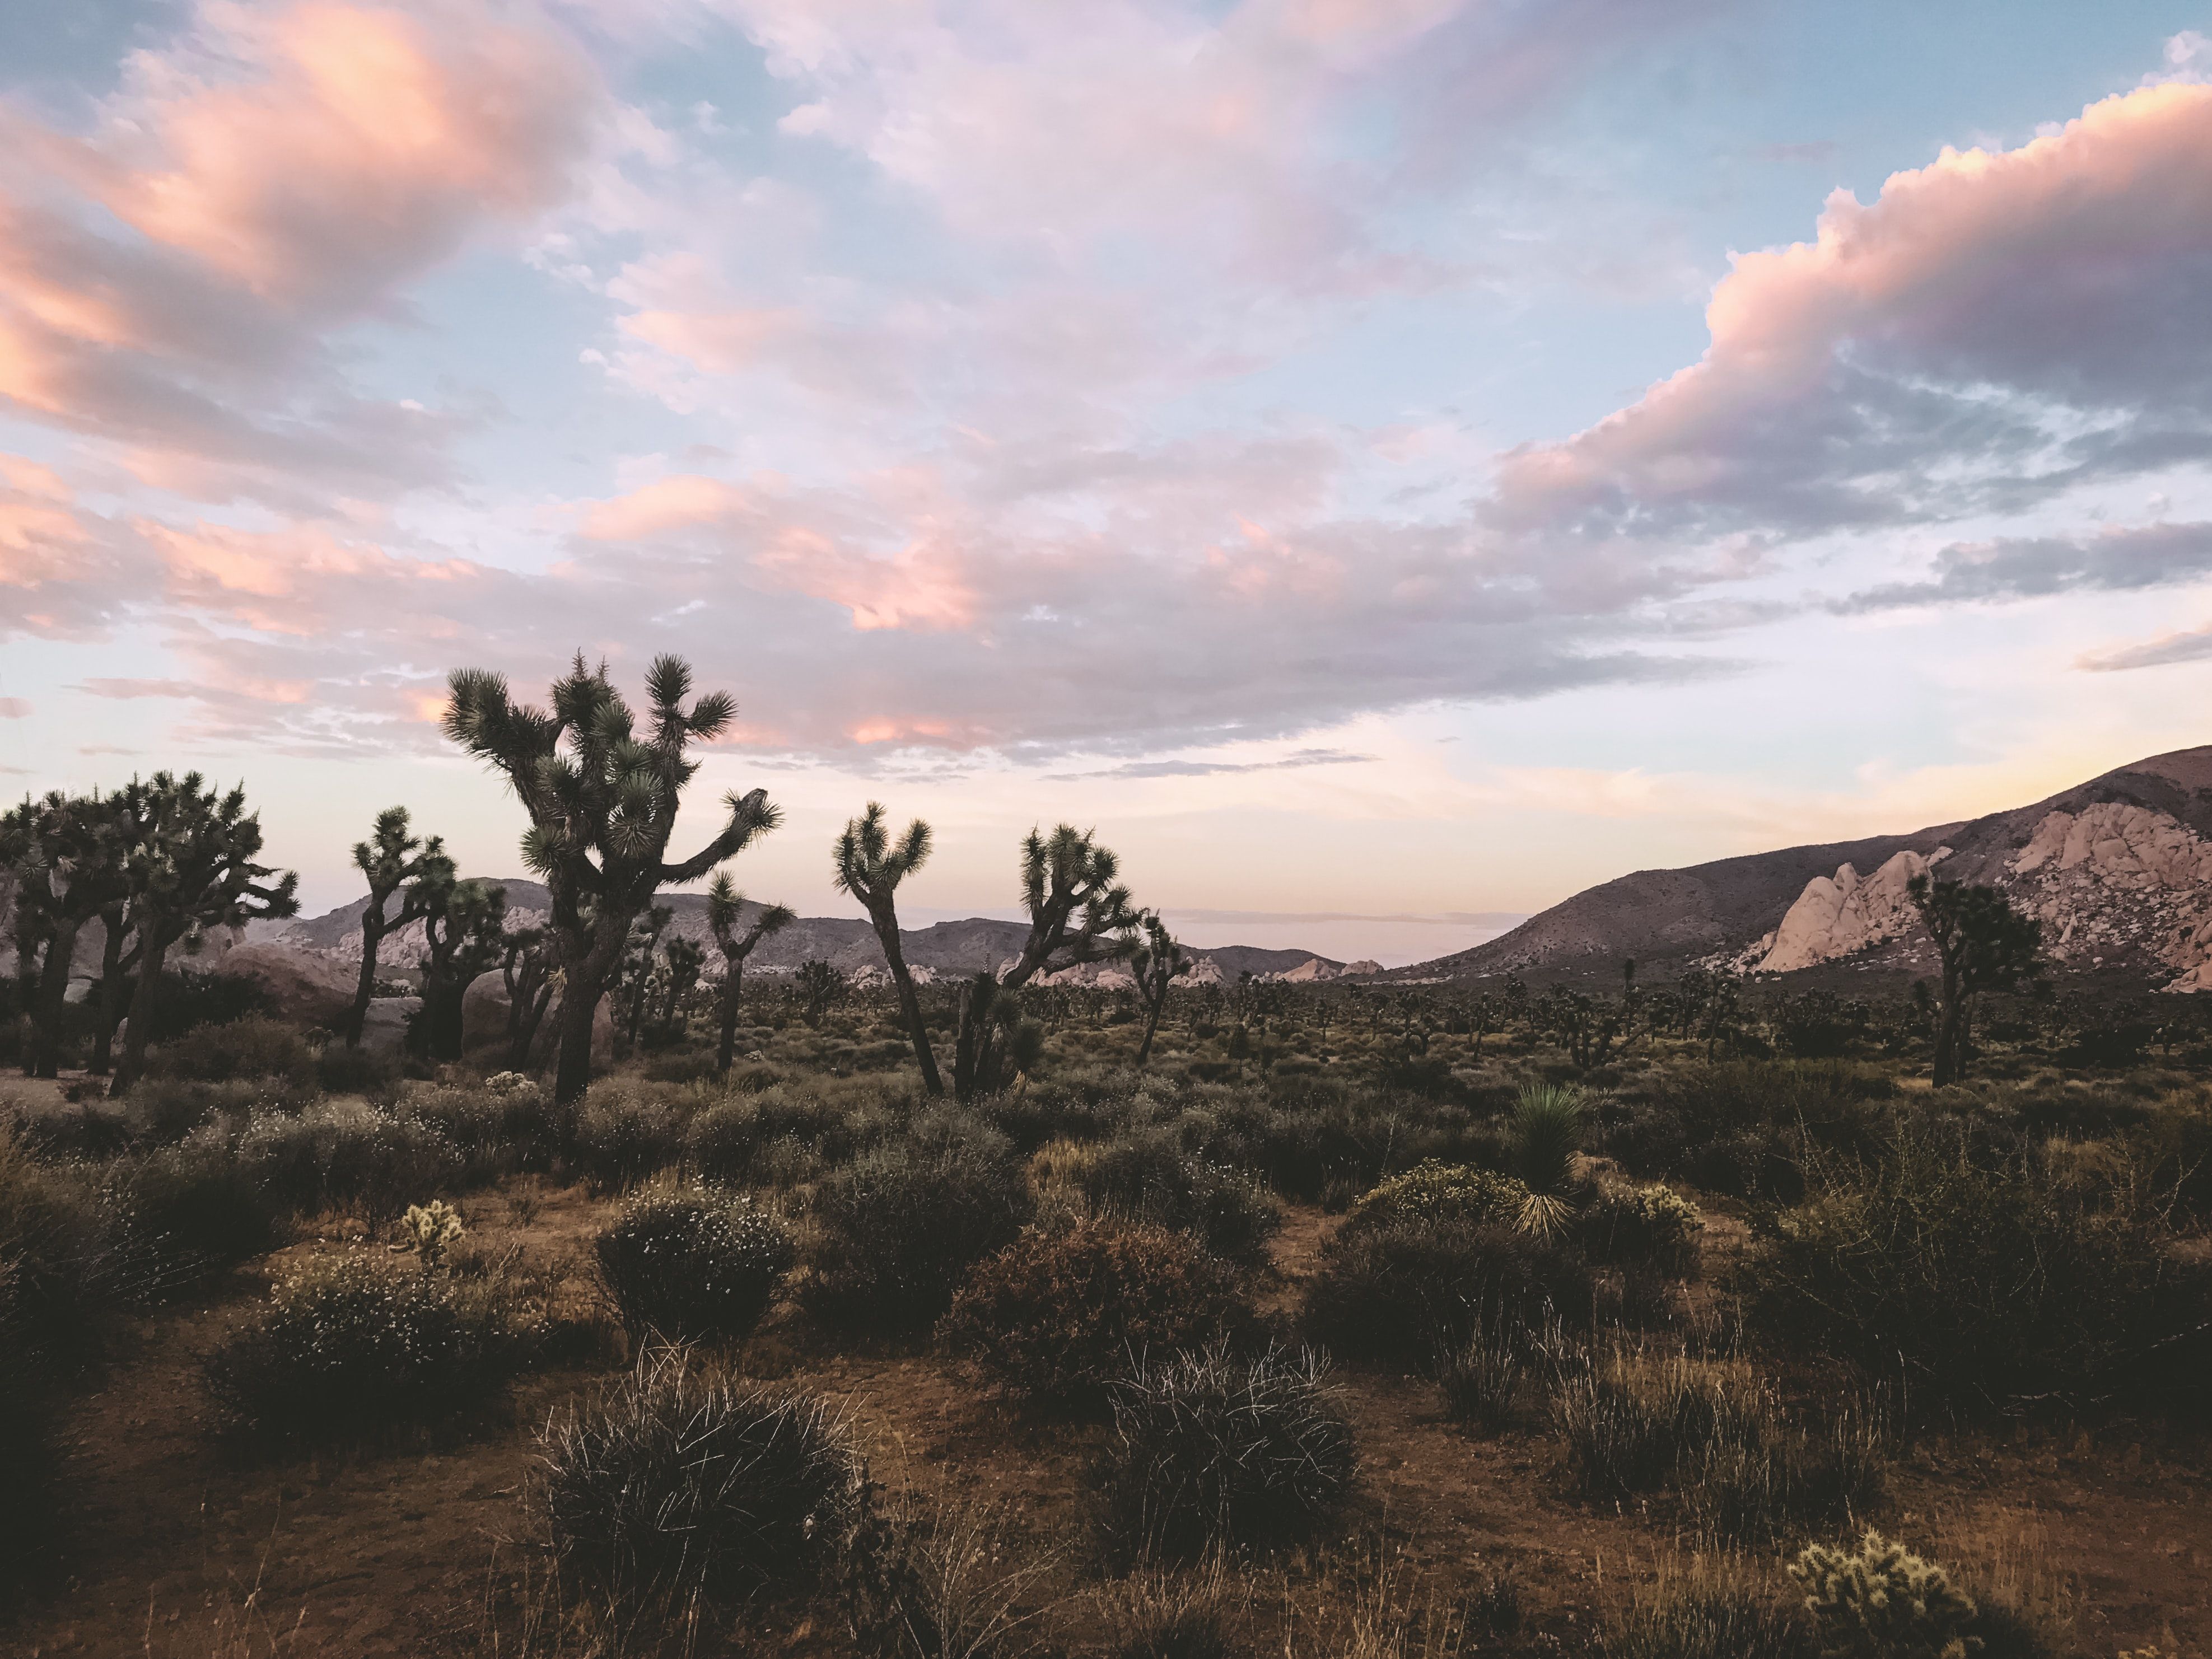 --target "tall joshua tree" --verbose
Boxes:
[345,806,450,1049]
[443,653,777,1106]
[1906,872,2042,1086]
[1129,910,1189,1067]
[110,773,298,1094]
[951,824,1140,1101]
[618,904,675,1055]
[705,871,795,1076]
[833,802,942,1094]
